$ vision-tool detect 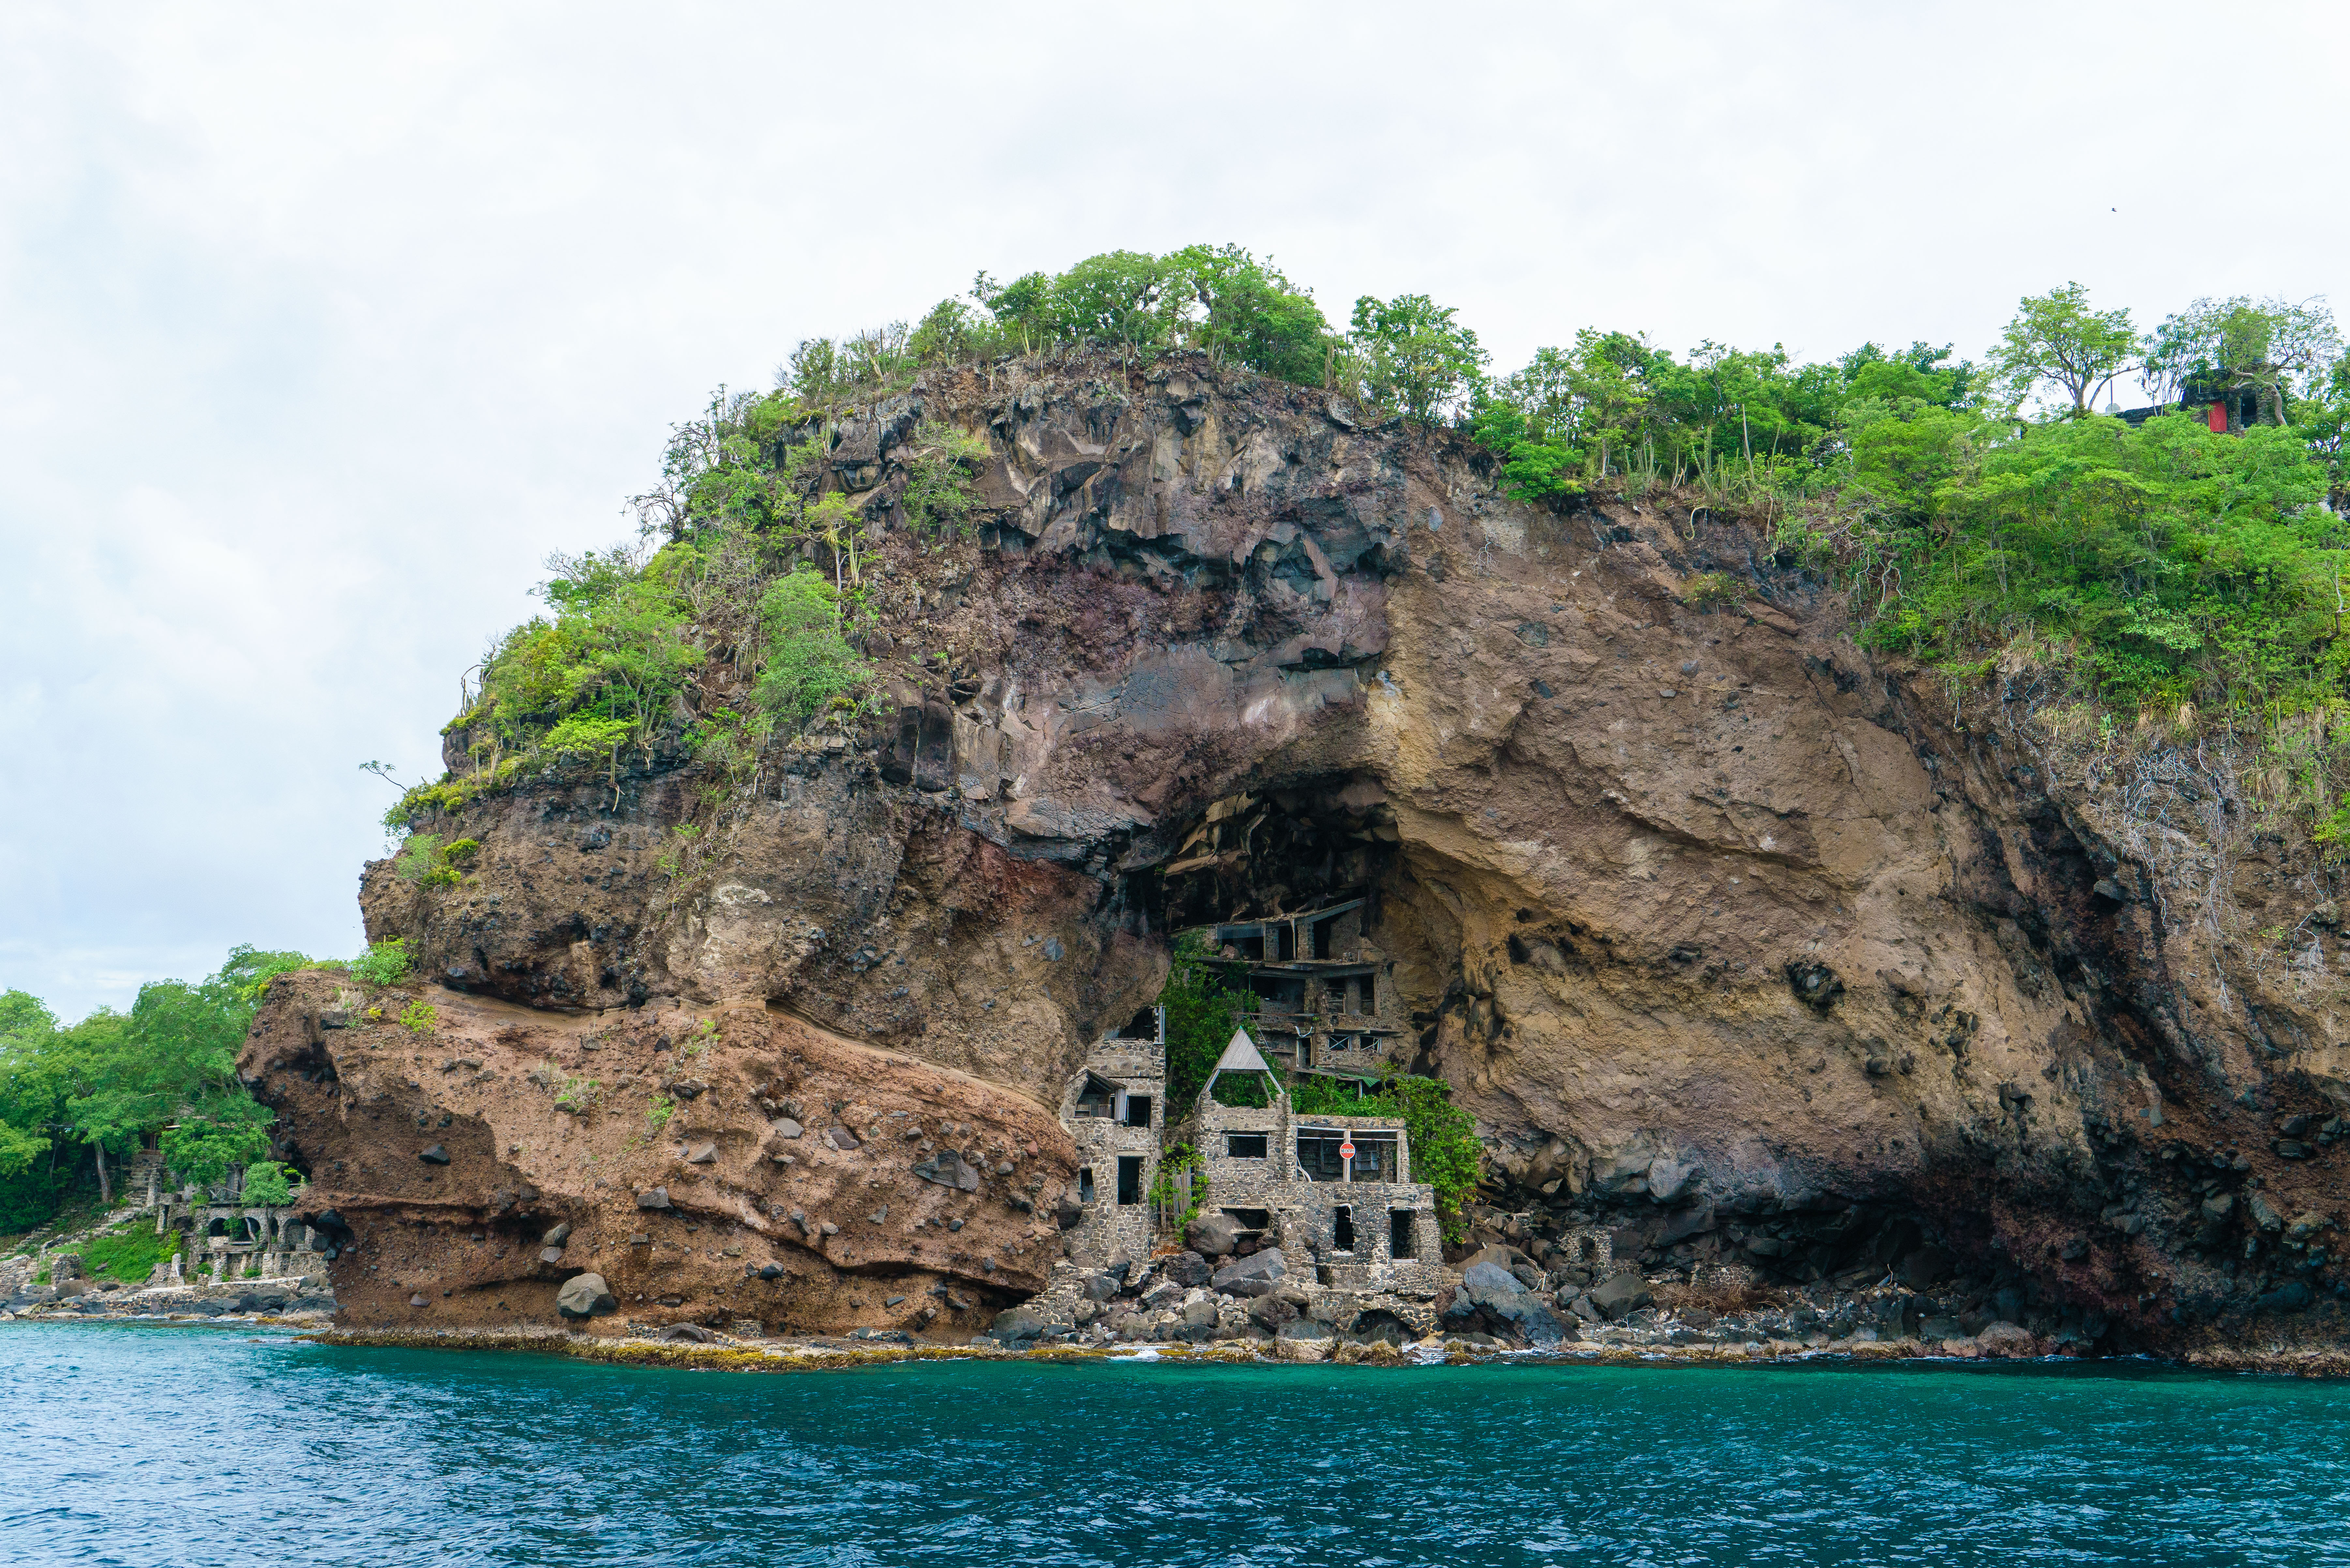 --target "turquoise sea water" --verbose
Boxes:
[5,1325,2349,1566]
